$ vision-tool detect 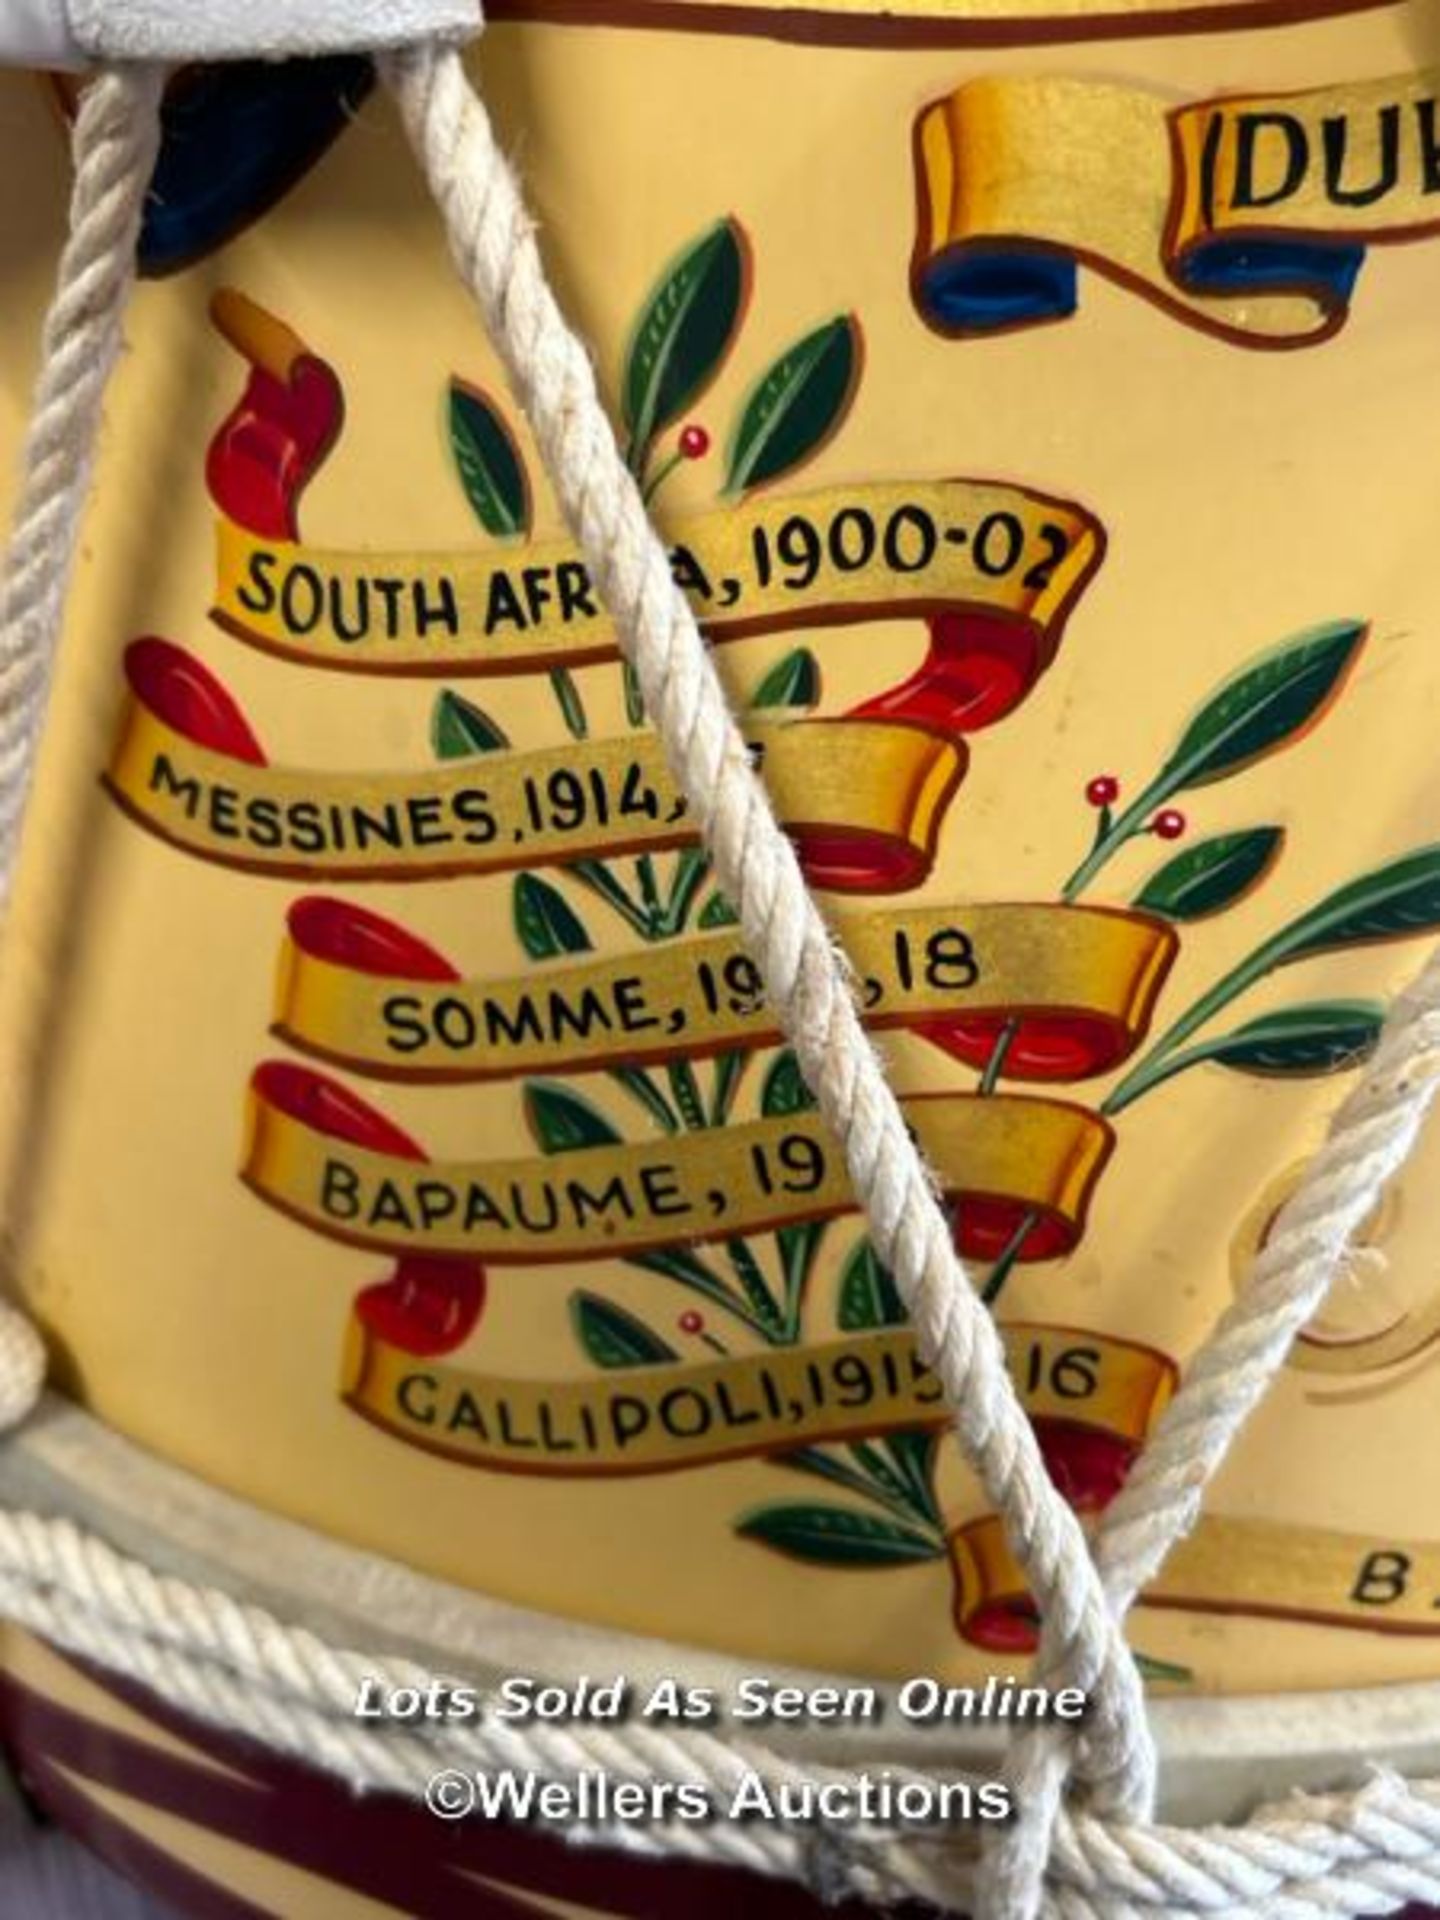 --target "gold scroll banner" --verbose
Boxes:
[913,71,1440,348]
[243,1086,1112,1265]
[274,901,1176,1082]
[212,477,1101,675]
[342,1322,1175,1476]
[950,1512,1440,1641]
[105,696,959,887]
